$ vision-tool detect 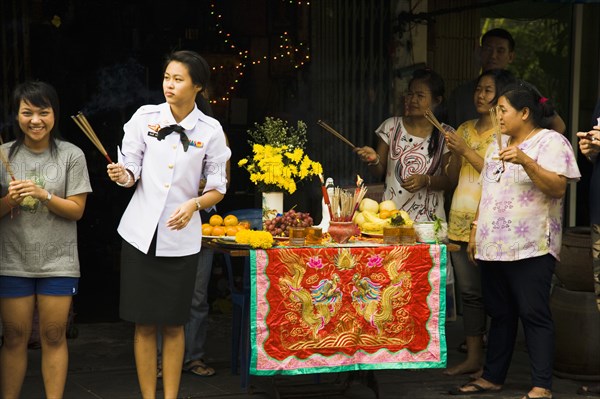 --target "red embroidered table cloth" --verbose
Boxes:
[249,244,447,375]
